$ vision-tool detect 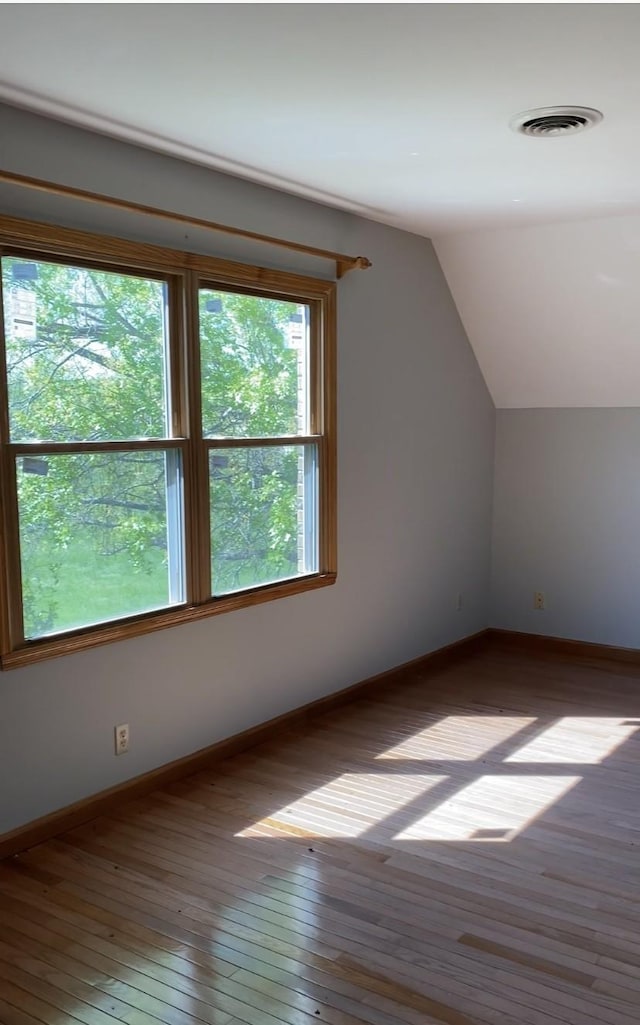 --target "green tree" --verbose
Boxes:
[2,257,309,637]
